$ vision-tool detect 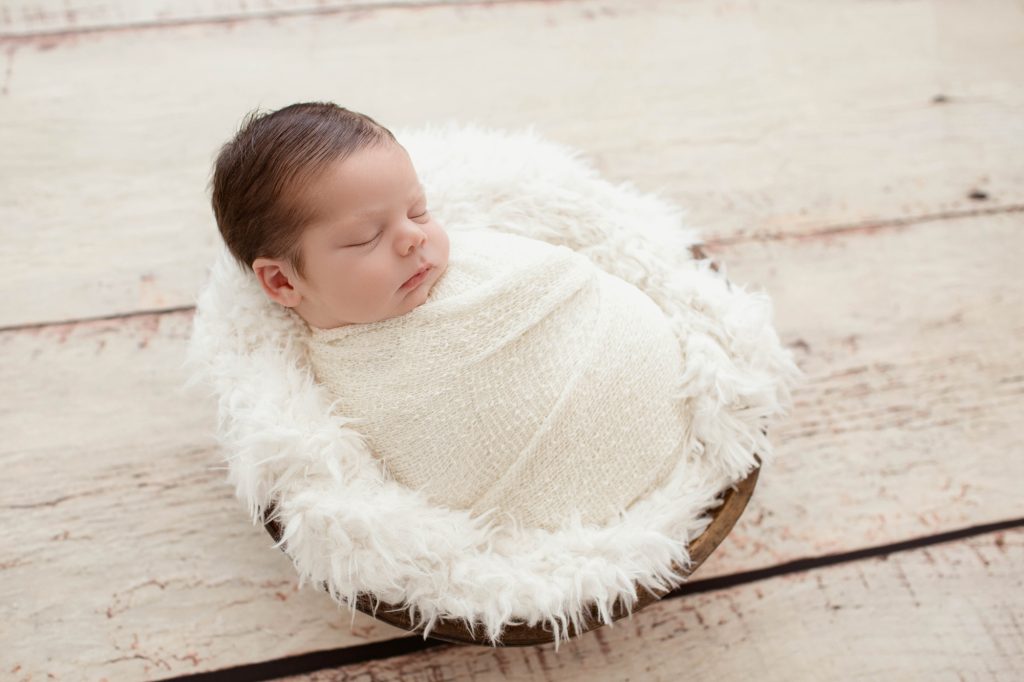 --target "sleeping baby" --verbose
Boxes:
[210,102,692,532]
